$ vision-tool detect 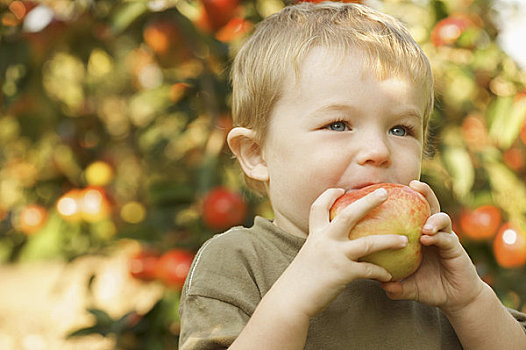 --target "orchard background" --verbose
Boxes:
[1,0,526,348]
